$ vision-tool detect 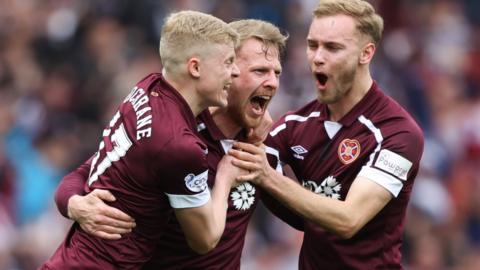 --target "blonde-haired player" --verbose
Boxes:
[41,10,241,270]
